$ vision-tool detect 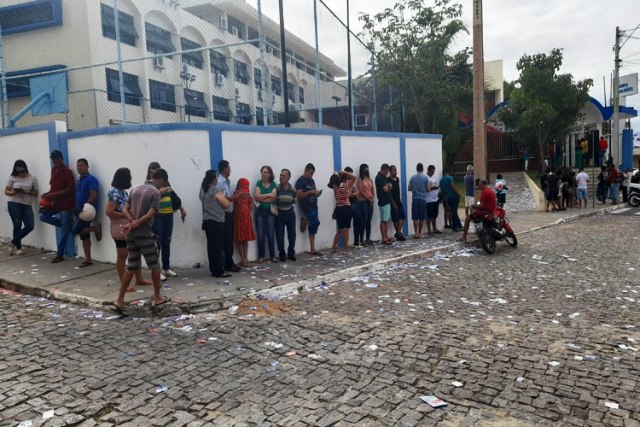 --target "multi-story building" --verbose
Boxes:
[0,0,346,130]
